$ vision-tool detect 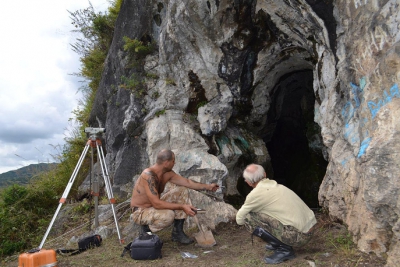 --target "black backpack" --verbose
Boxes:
[78,234,102,250]
[56,234,102,255]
